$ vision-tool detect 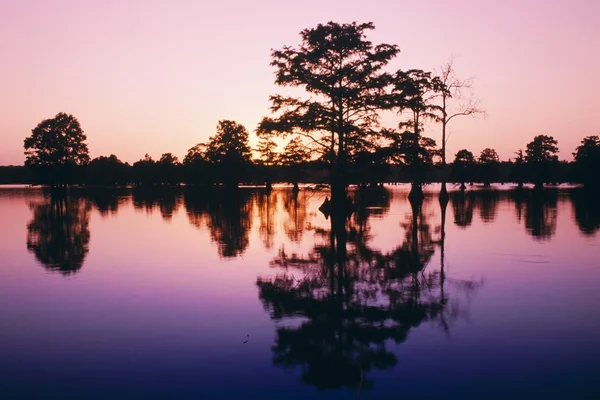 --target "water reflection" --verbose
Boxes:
[26,195,91,275]
[257,193,480,391]
[132,187,182,221]
[524,190,558,241]
[184,189,254,258]
[571,189,600,236]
